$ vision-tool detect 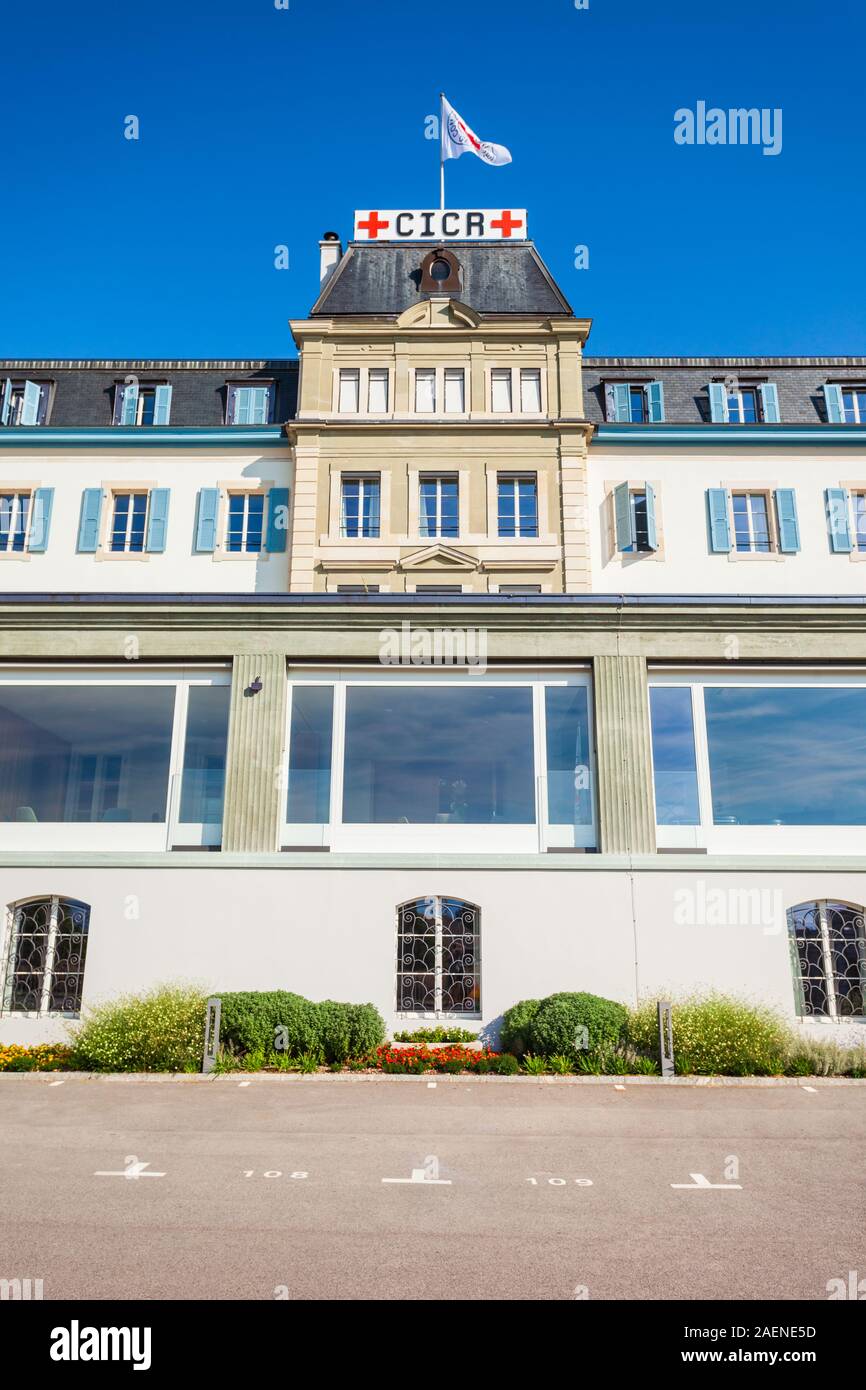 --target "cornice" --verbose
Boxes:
[0,426,289,448]
[595,424,866,446]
